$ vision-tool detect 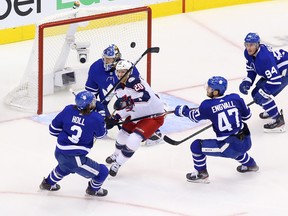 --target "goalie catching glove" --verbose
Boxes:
[114,95,134,111]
